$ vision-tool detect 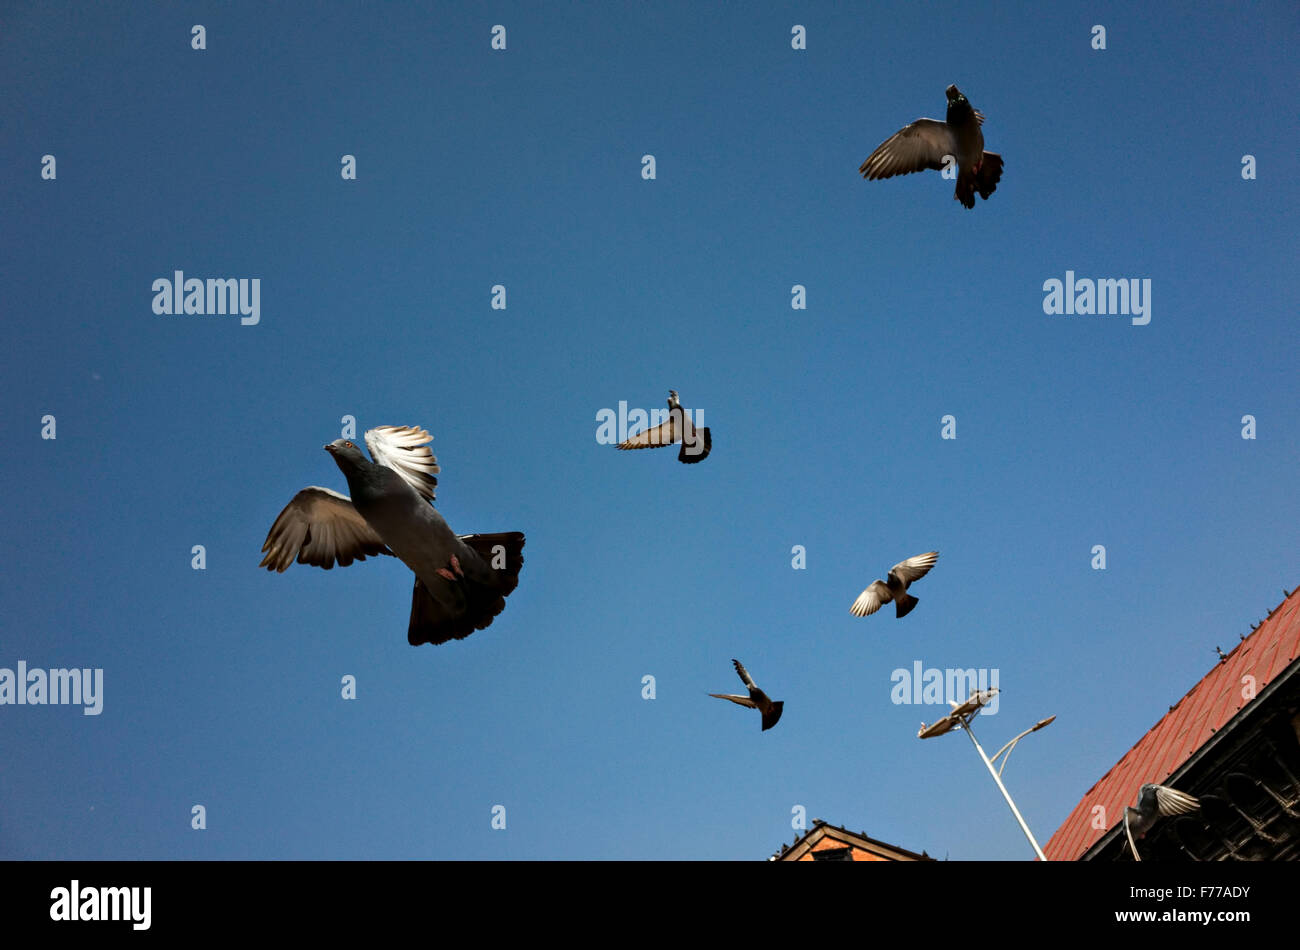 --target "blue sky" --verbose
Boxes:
[2,1,1297,860]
